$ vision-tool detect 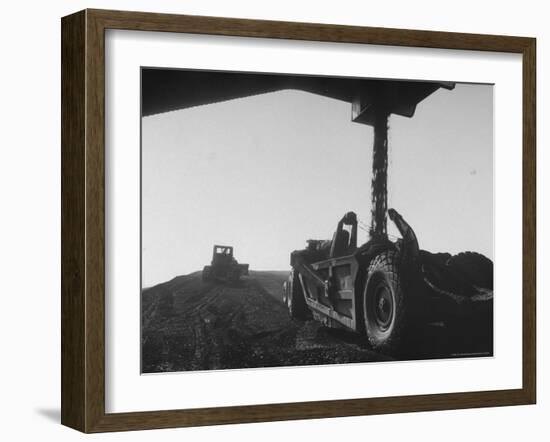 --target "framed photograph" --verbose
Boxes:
[61,9,536,433]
